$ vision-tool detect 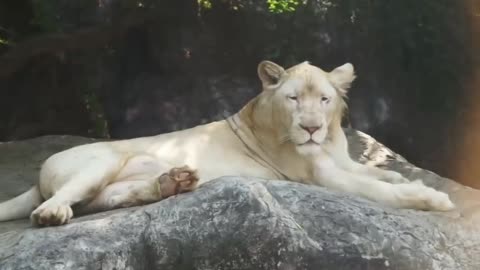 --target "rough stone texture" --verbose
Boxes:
[1,129,480,270]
